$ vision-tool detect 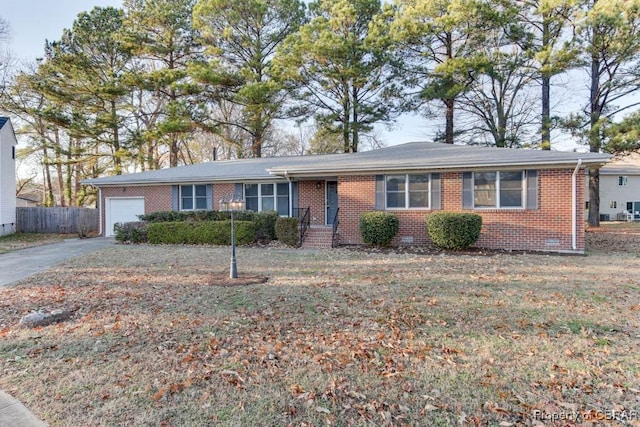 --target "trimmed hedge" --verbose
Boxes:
[138,209,277,243]
[275,217,299,247]
[359,212,399,247]
[146,221,256,245]
[425,212,482,250]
